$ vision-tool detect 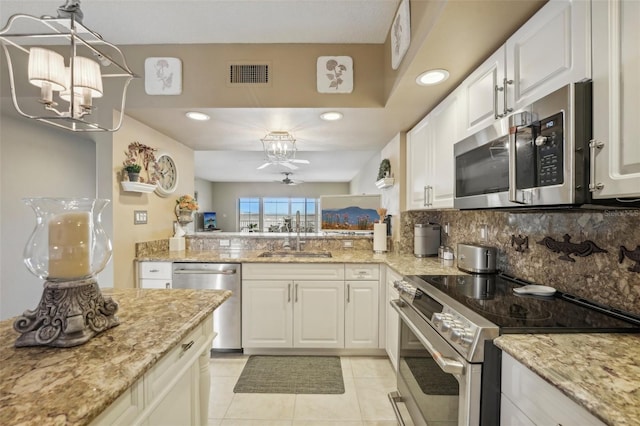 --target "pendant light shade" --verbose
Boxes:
[28,47,66,91]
